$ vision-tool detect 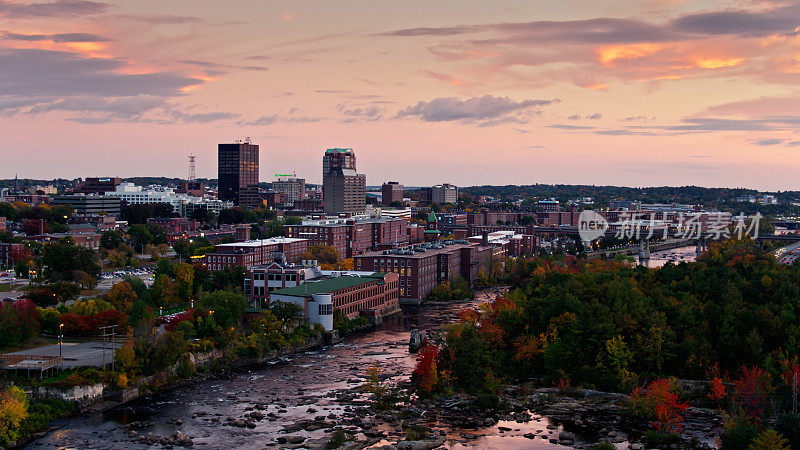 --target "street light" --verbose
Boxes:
[58,323,64,366]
